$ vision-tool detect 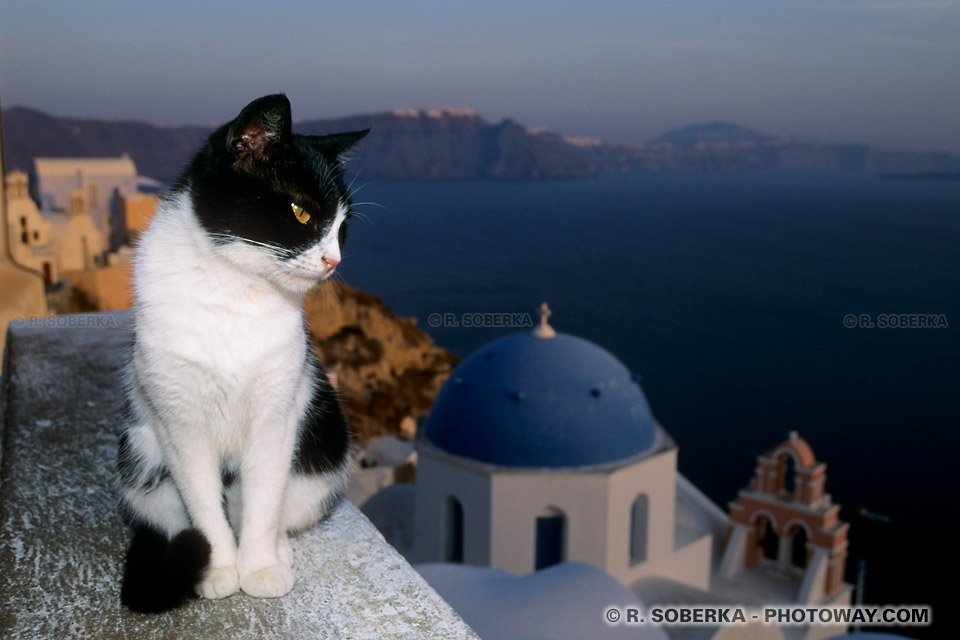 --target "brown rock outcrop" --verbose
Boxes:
[304,281,458,443]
